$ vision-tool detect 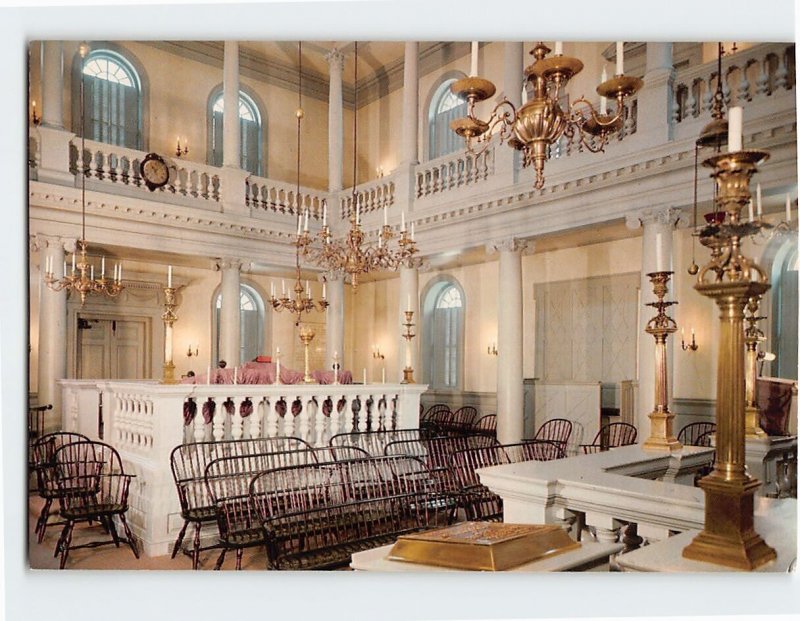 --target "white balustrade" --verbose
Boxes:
[339,178,395,219]
[415,147,495,199]
[246,175,327,220]
[672,43,795,123]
